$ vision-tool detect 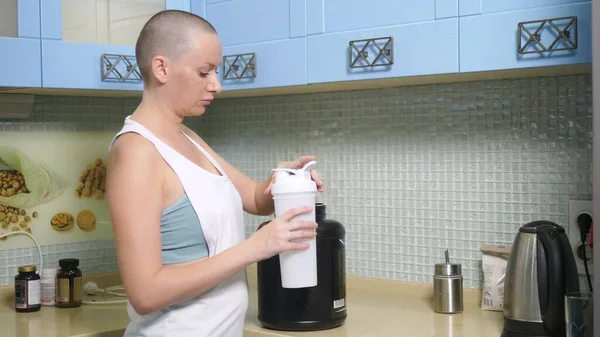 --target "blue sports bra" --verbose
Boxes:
[160,193,209,264]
